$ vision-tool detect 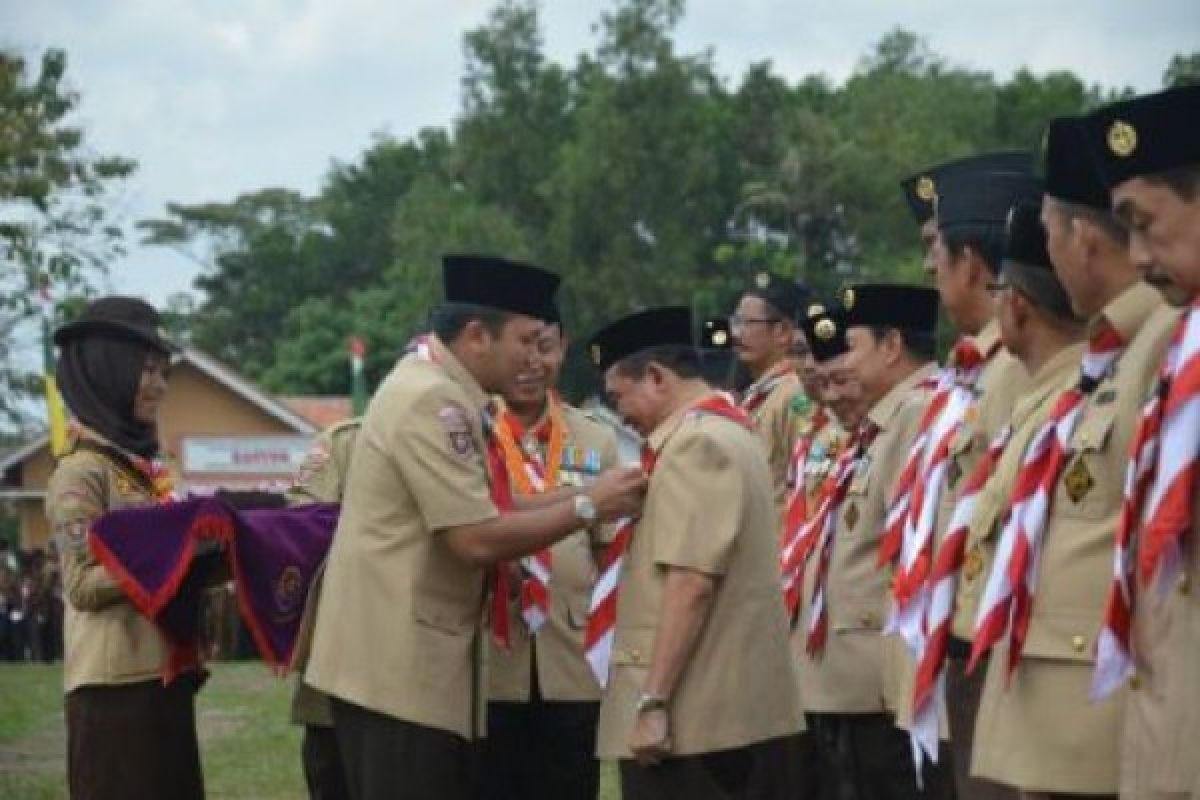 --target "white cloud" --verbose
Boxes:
[4,0,1197,314]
